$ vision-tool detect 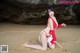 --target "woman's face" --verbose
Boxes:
[48,10,54,16]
